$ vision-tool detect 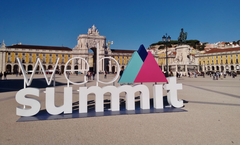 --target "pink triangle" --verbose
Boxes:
[134,51,168,83]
